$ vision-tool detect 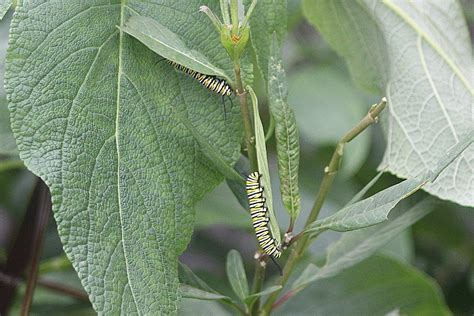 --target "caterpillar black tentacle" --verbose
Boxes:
[157,58,233,117]
[166,60,233,97]
[246,172,282,274]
